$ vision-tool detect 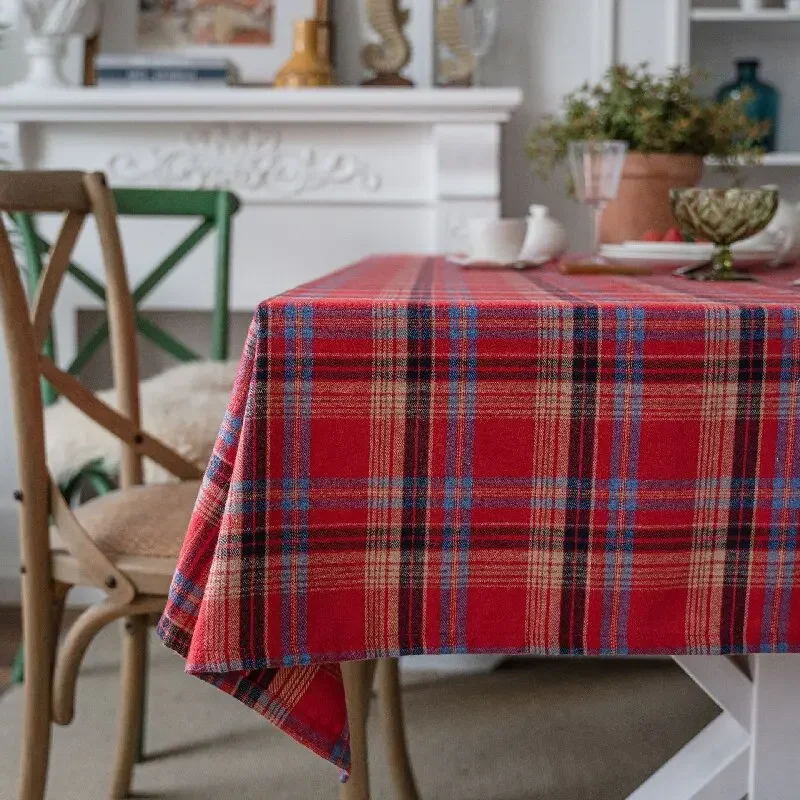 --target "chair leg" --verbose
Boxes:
[18,581,66,800]
[376,659,420,800]
[340,660,377,800]
[135,631,148,763]
[110,616,147,800]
